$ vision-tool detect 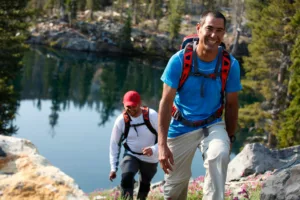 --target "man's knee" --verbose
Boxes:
[217,149,230,164]
[121,172,135,187]
[207,142,230,162]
